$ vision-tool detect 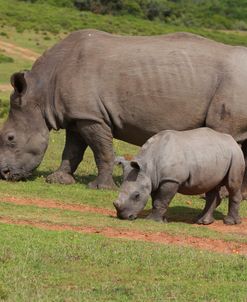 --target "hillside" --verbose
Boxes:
[19,0,247,30]
[1,0,247,47]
